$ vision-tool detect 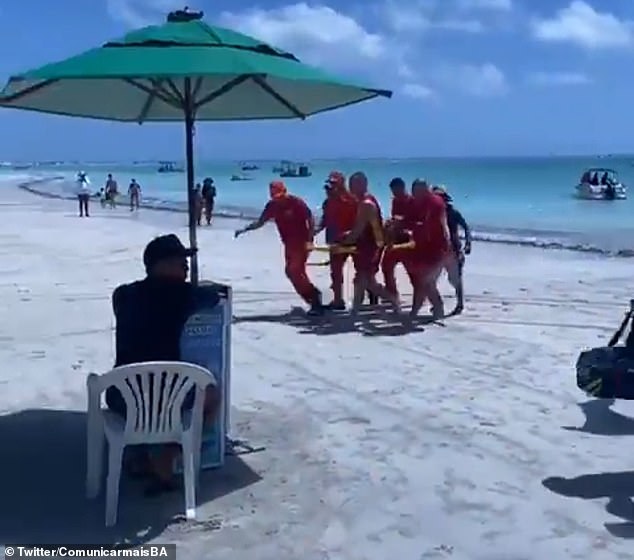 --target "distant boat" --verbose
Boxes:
[575,168,627,200]
[230,173,253,181]
[279,162,312,178]
[157,161,184,173]
[272,160,292,173]
[240,162,259,171]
